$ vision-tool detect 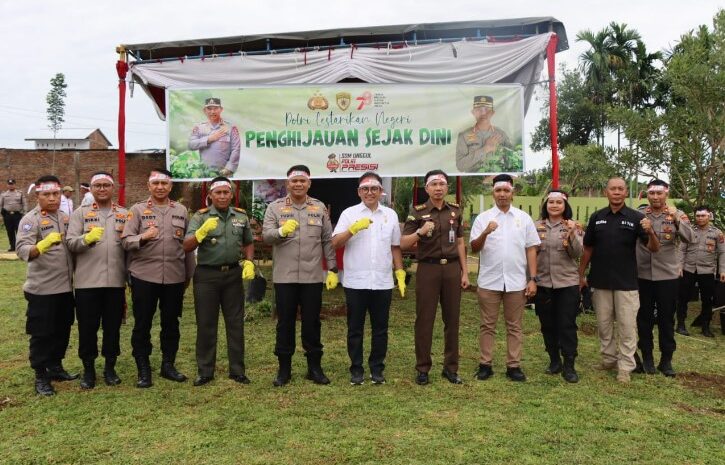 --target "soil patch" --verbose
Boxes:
[320,304,347,319]
[579,321,597,336]
[678,372,725,398]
